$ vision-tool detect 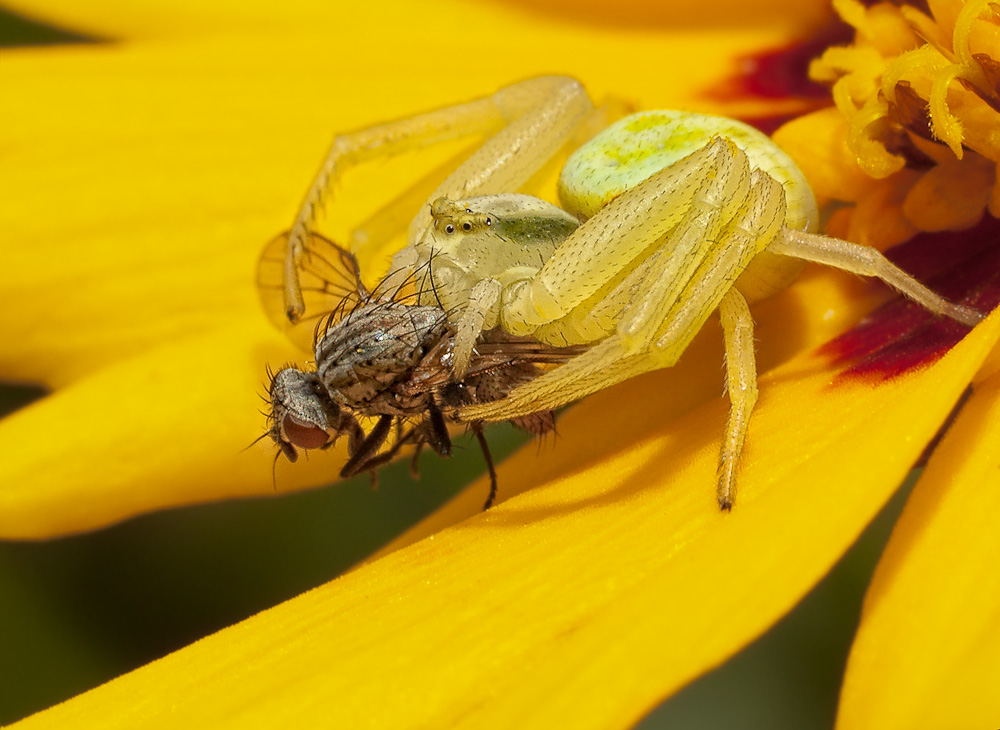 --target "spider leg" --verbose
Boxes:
[536,137,757,347]
[769,229,983,326]
[349,145,483,262]
[286,100,503,319]
[468,150,785,419]
[716,288,757,510]
[499,139,729,336]
[463,156,786,512]
[453,279,503,378]
[285,77,594,319]
[424,78,594,214]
